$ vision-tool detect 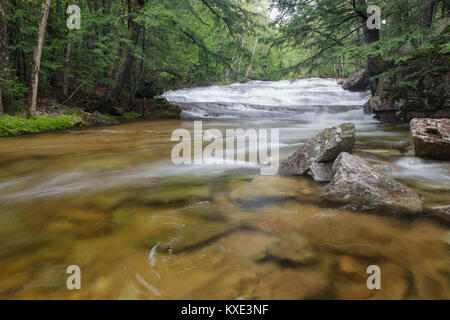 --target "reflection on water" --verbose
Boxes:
[0,79,449,299]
